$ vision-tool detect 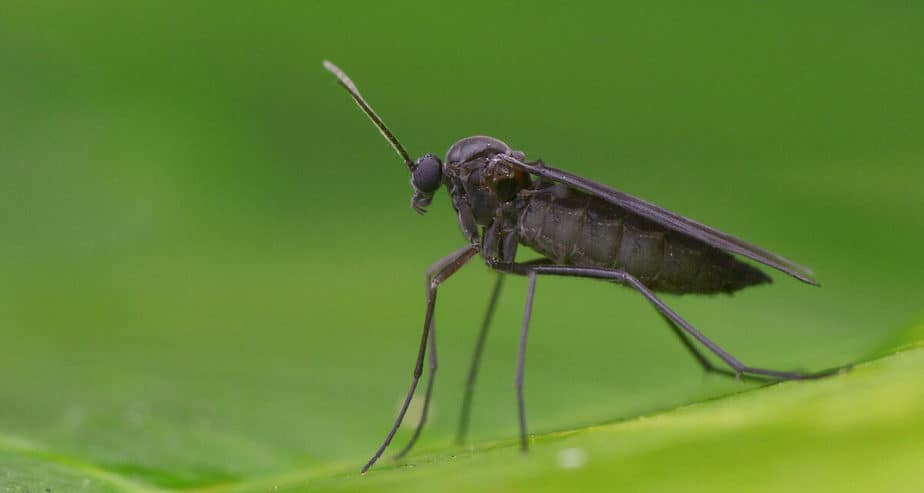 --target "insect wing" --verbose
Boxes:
[498,155,818,285]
